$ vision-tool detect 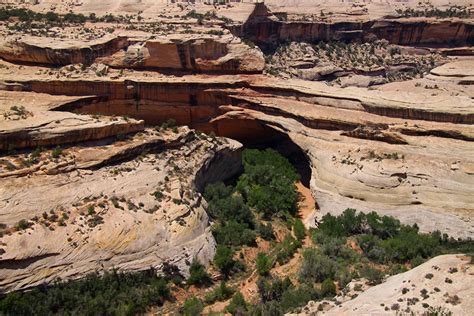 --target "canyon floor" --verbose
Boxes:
[0,0,473,315]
